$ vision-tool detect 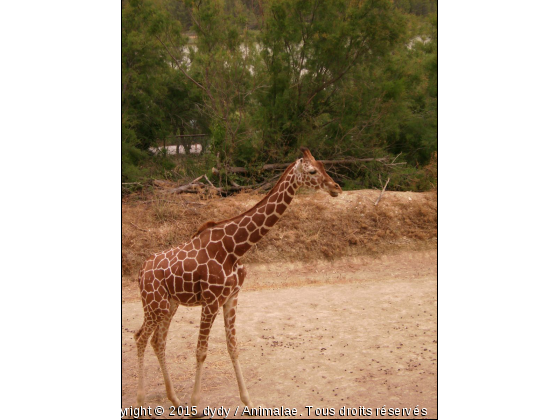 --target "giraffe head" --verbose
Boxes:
[295,147,343,197]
